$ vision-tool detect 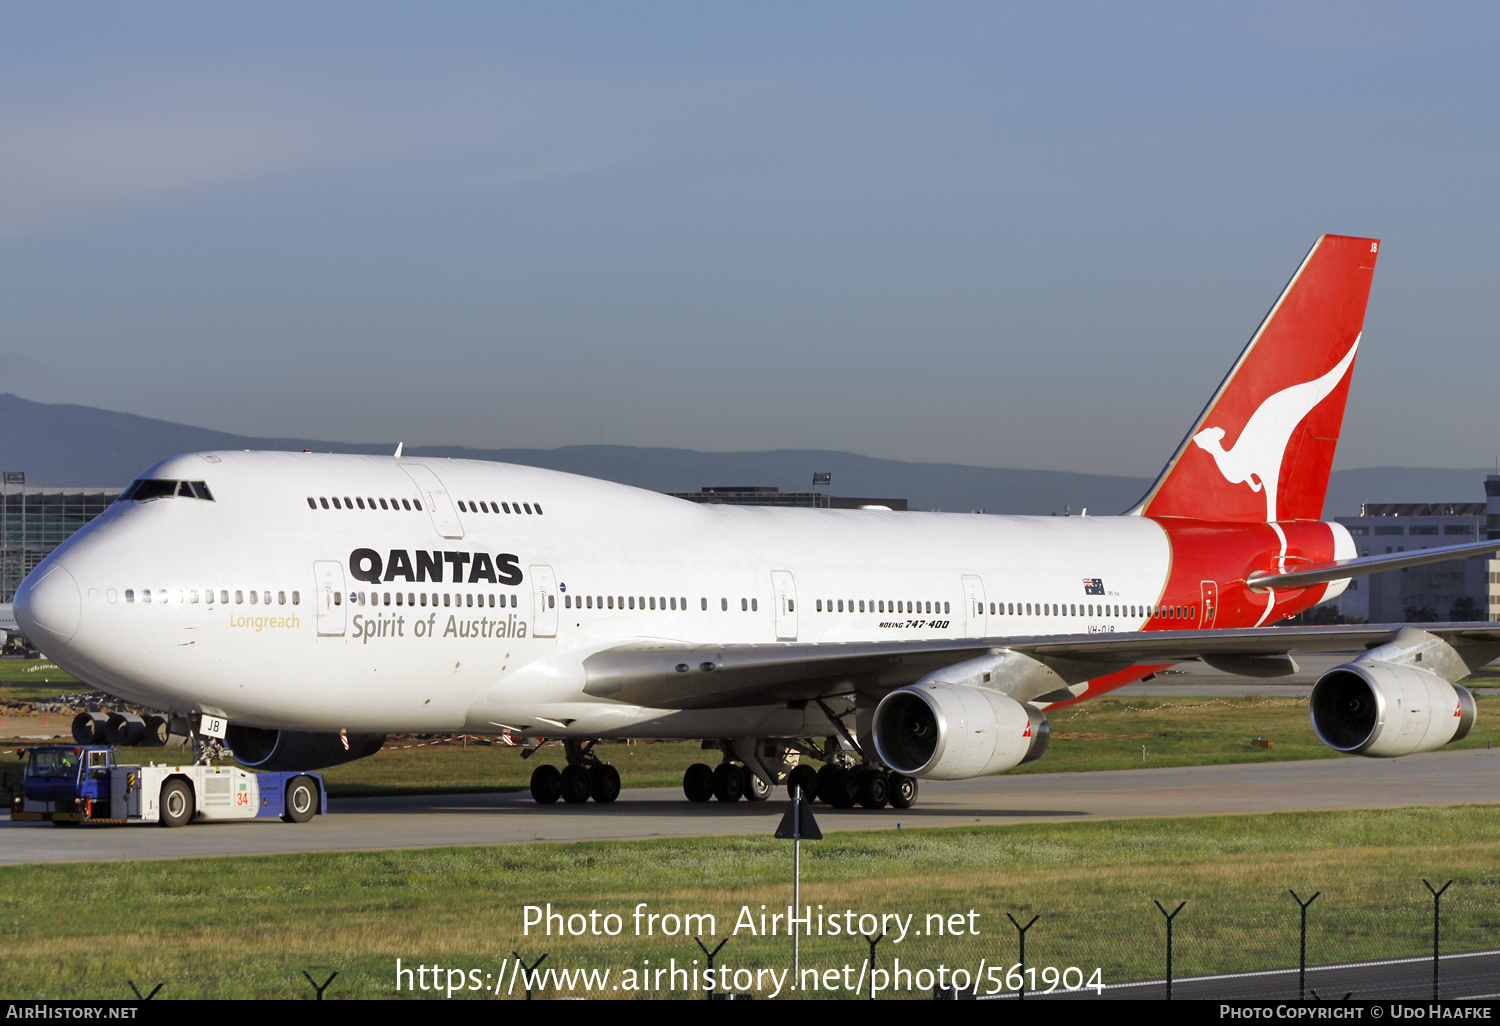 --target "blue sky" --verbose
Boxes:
[3,2,1496,474]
